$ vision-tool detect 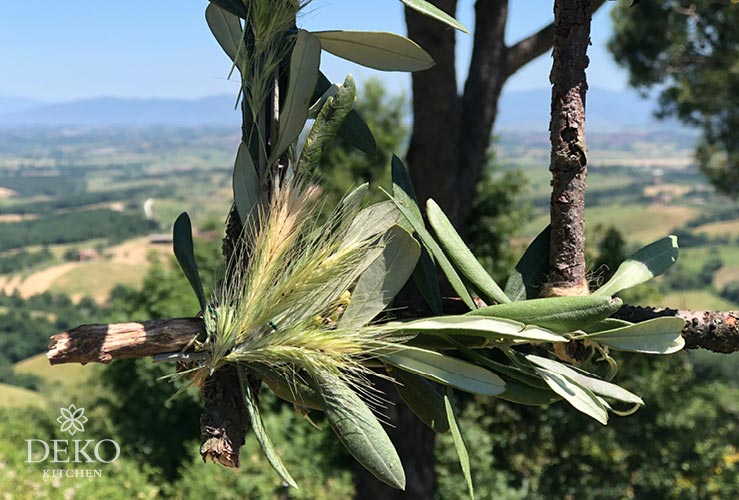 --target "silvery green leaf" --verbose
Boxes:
[205,3,243,63]
[504,225,551,301]
[582,317,685,354]
[444,388,474,499]
[383,347,505,396]
[583,318,632,334]
[341,225,420,327]
[232,142,260,225]
[252,365,324,411]
[317,372,405,490]
[394,316,568,343]
[594,236,679,297]
[426,199,509,304]
[533,366,609,425]
[468,295,623,334]
[387,189,475,309]
[338,109,377,156]
[390,367,449,434]
[343,201,399,248]
[272,30,321,163]
[207,0,247,19]
[400,0,469,33]
[314,31,434,72]
[526,355,644,406]
[391,156,443,314]
[238,367,298,489]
